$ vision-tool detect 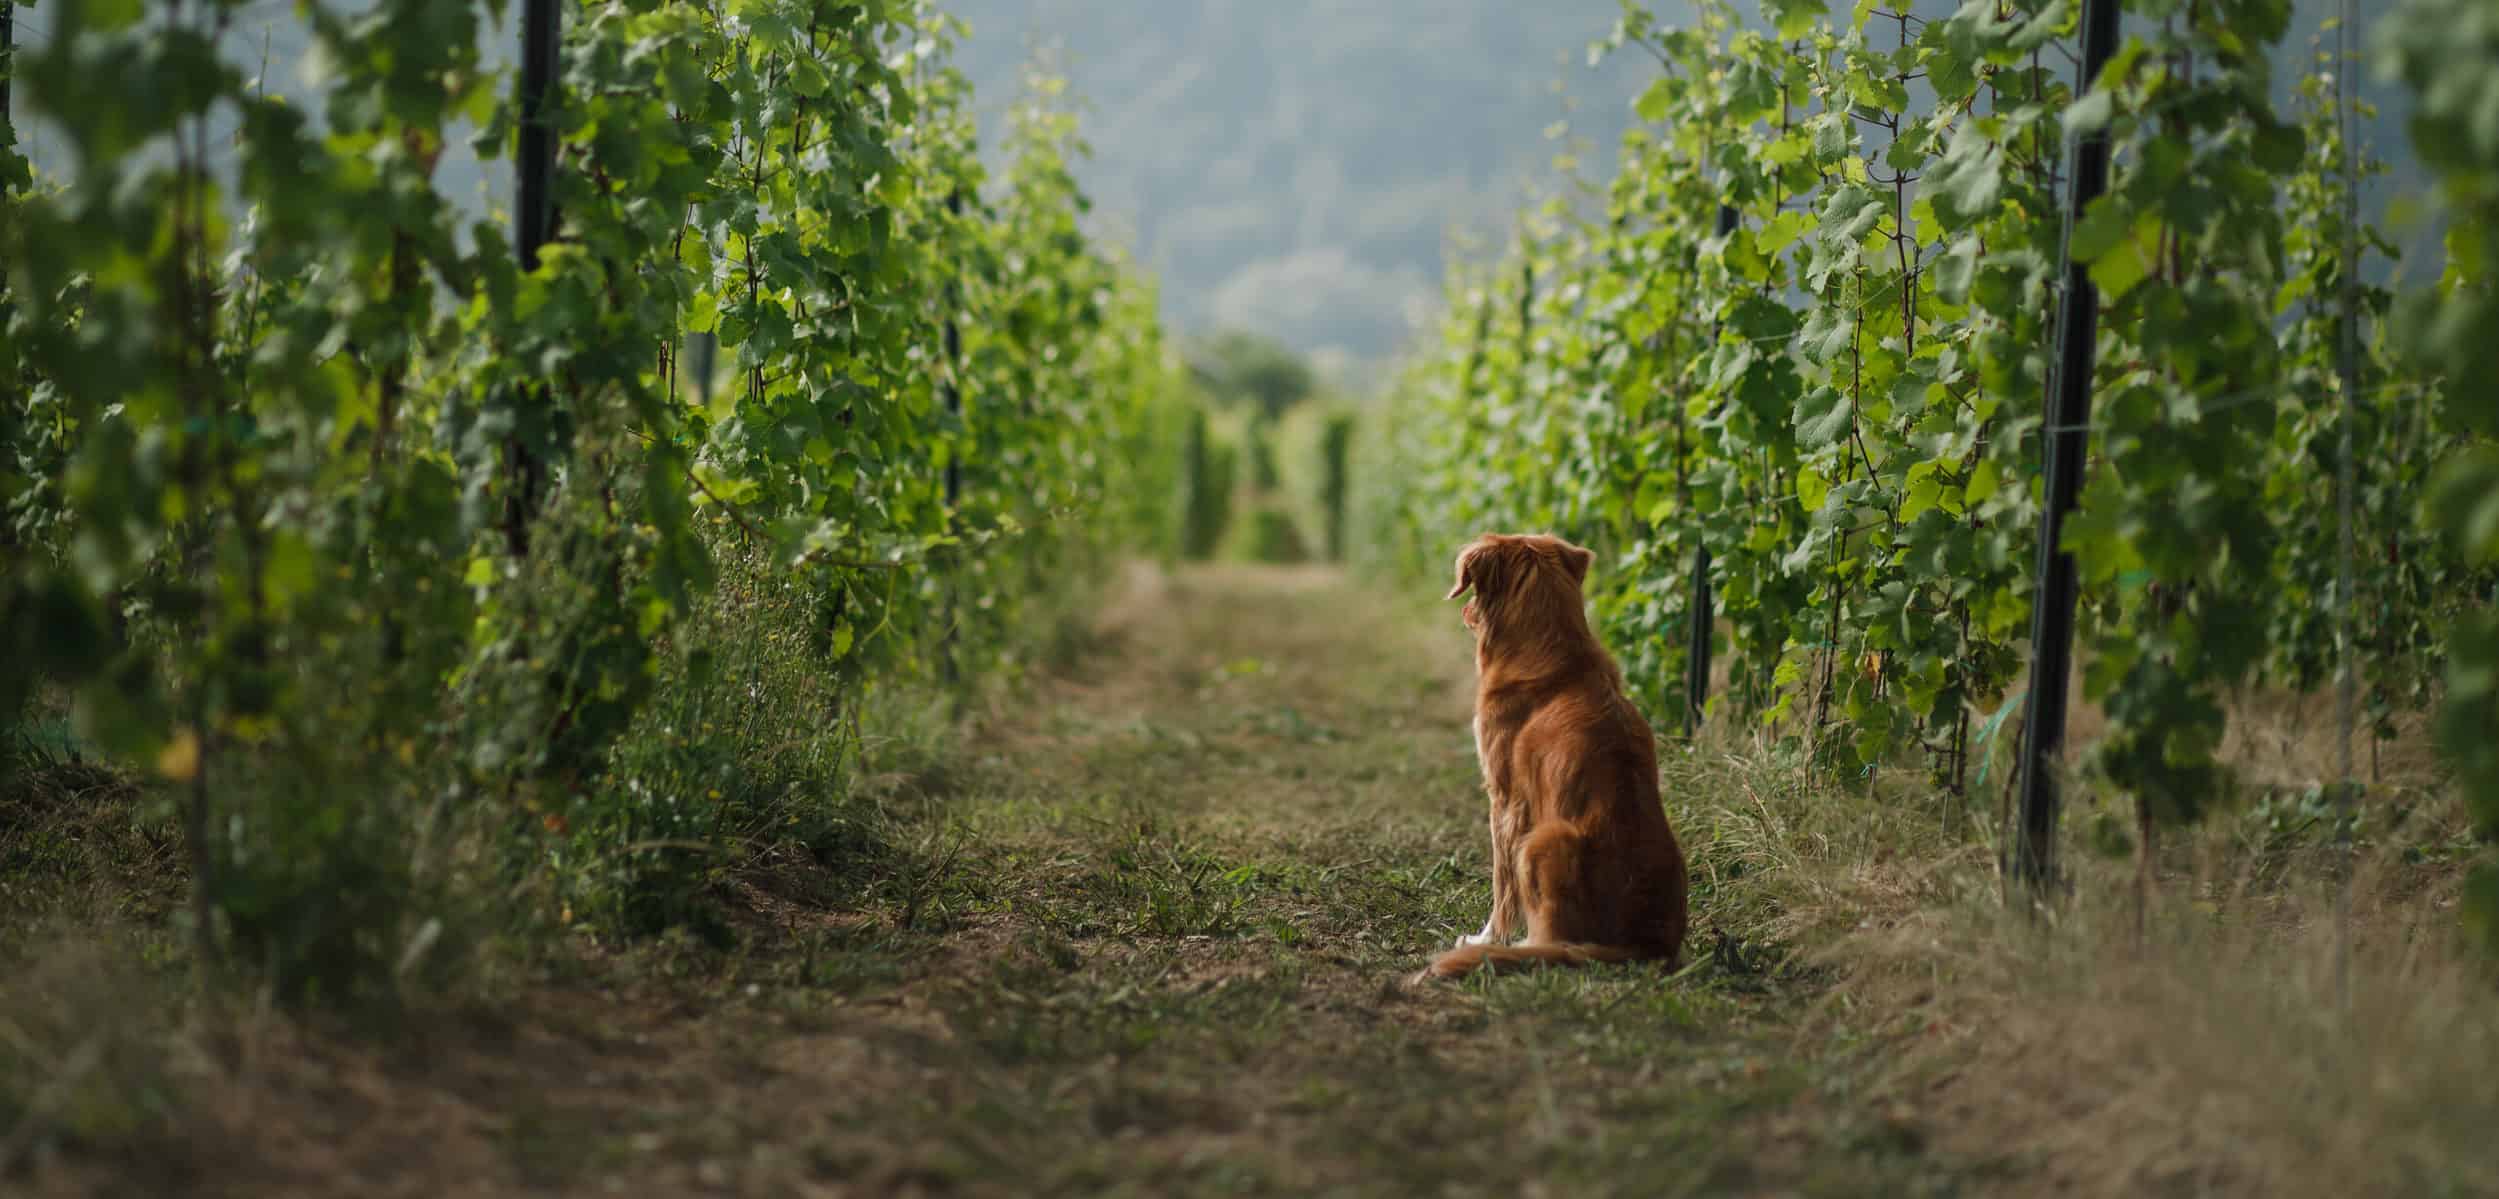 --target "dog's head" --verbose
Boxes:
[1445,532,1595,640]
